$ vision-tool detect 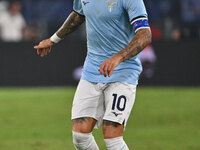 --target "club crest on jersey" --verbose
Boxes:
[106,1,117,13]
